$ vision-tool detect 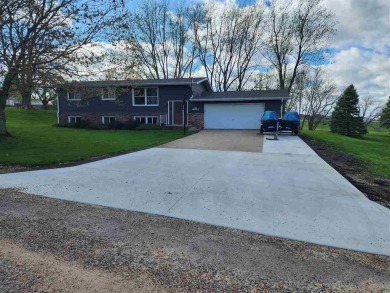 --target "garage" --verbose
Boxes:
[204,103,264,129]
[189,89,289,130]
